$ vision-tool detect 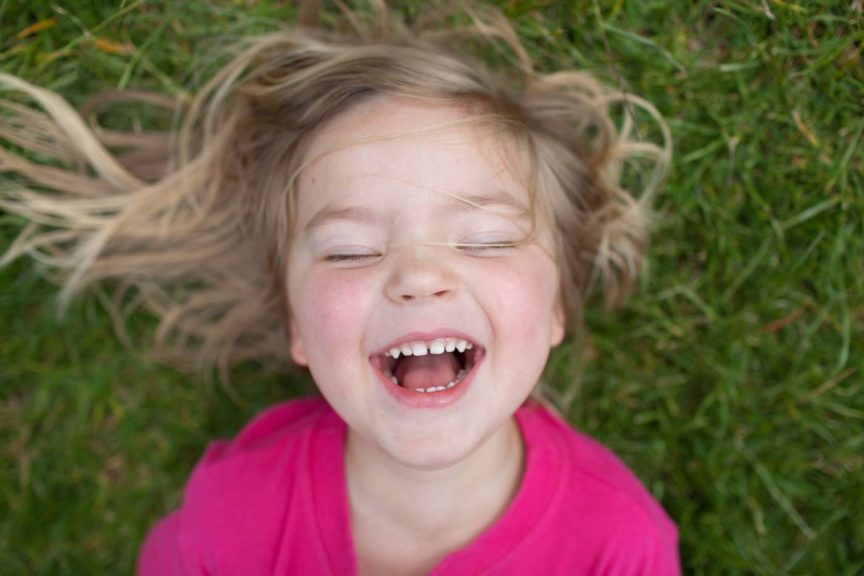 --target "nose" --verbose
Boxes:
[384,245,457,304]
